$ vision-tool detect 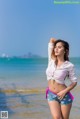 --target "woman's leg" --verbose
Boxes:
[61,103,72,119]
[48,101,63,119]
